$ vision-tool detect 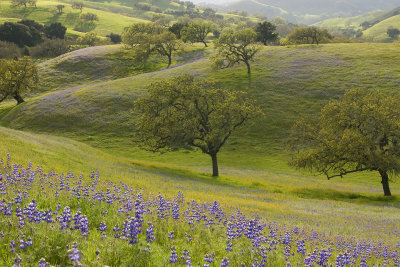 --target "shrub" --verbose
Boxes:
[107,33,122,44]
[0,41,22,59]
[77,32,100,46]
[30,38,70,58]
